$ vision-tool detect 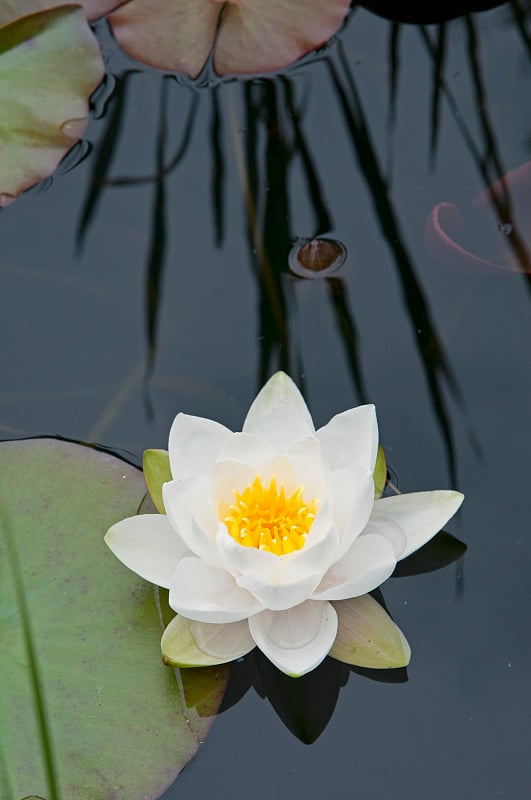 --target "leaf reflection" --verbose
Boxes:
[418,22,531,288]
[510,0,531,60]
[243,80,293,382]
[76,69,139,250]
[328,44,462,481]
[326,277,369,404]
[71,3,531,480]
[144,77,170,392]
[209,86,225,247]
[428,24,447,163]
[282,77,333,235]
